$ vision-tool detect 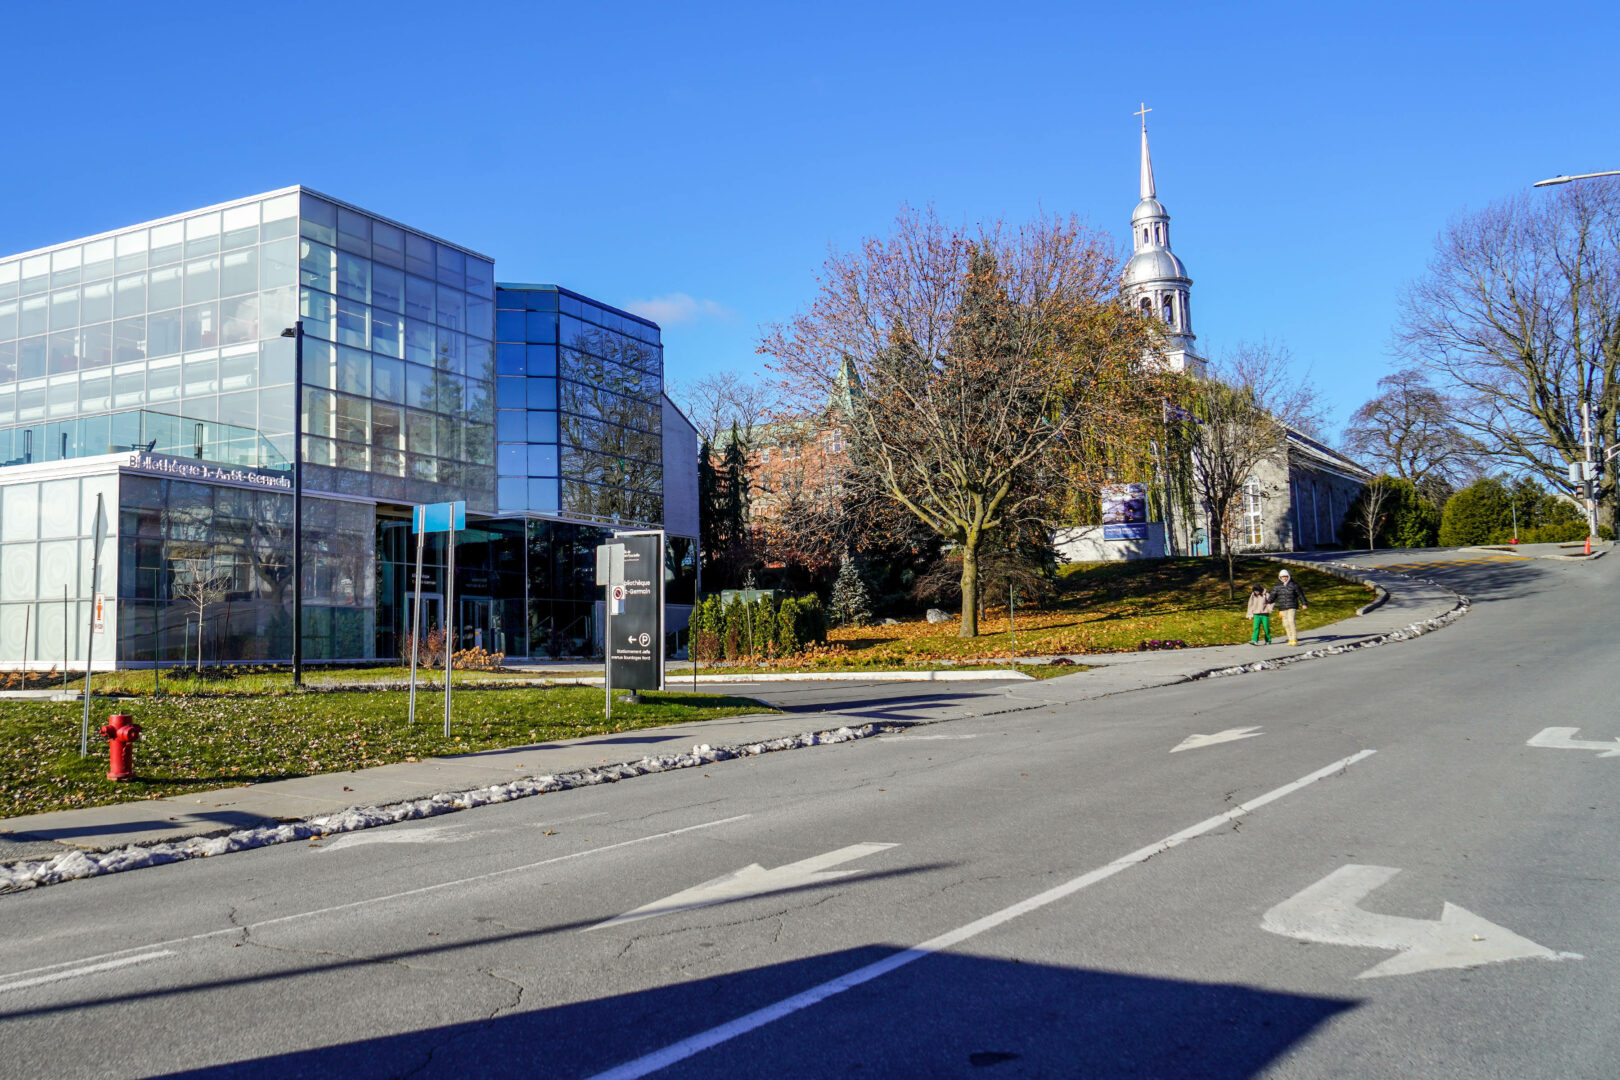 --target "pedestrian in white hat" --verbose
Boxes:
[1270,569,1309,646]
